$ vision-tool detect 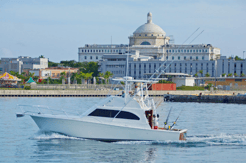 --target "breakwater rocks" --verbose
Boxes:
[164,94,246,104]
